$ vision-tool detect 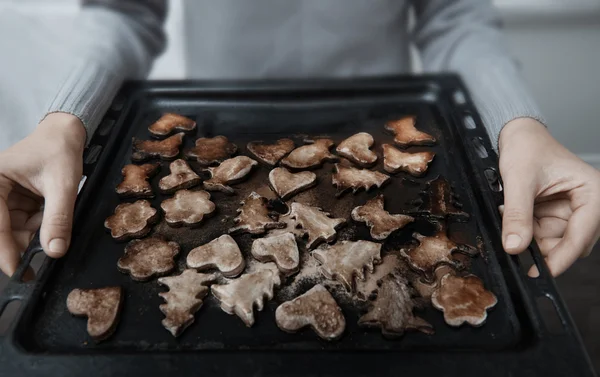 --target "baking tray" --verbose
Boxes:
[0,76,594,376]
